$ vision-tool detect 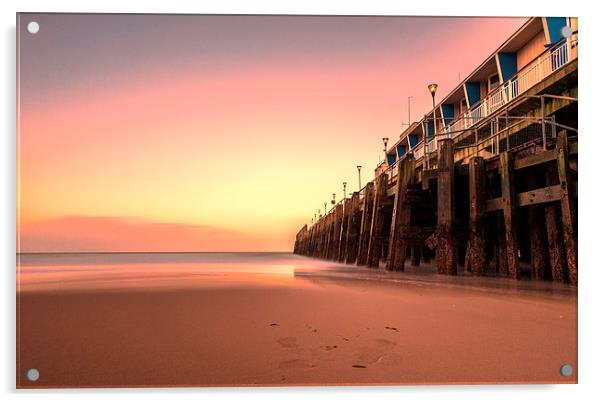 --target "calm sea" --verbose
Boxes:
[16,252,332,292]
